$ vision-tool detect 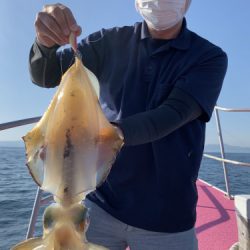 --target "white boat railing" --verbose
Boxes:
[0,106,249,238]
[0,117,41,131]
[0,116,50,238]
[203,106,250,199]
